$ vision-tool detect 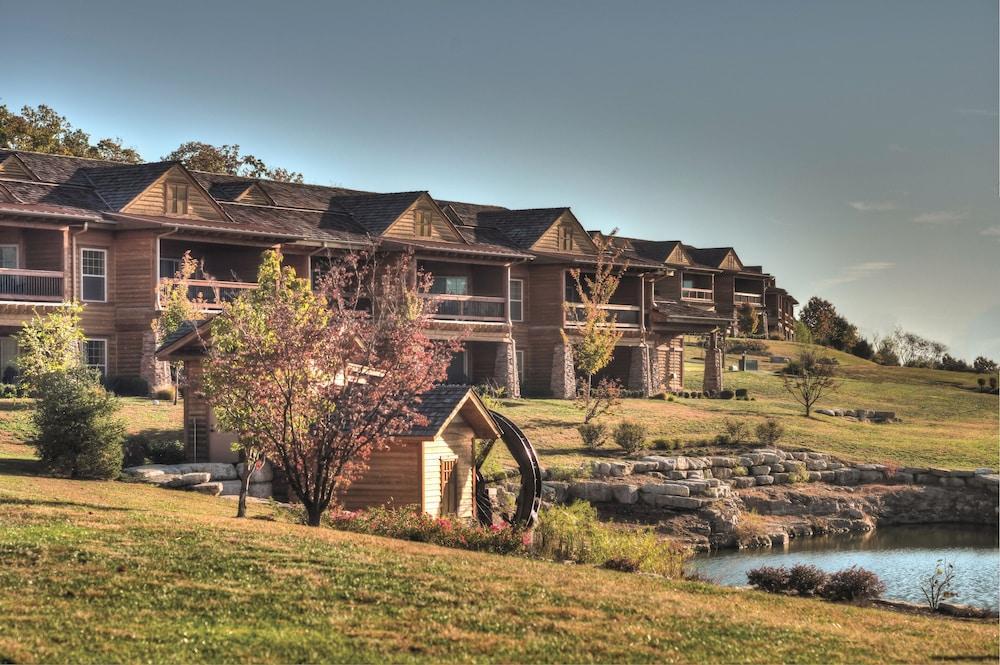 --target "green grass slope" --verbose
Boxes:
[0,453,996,663]
[502,340,997,470]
